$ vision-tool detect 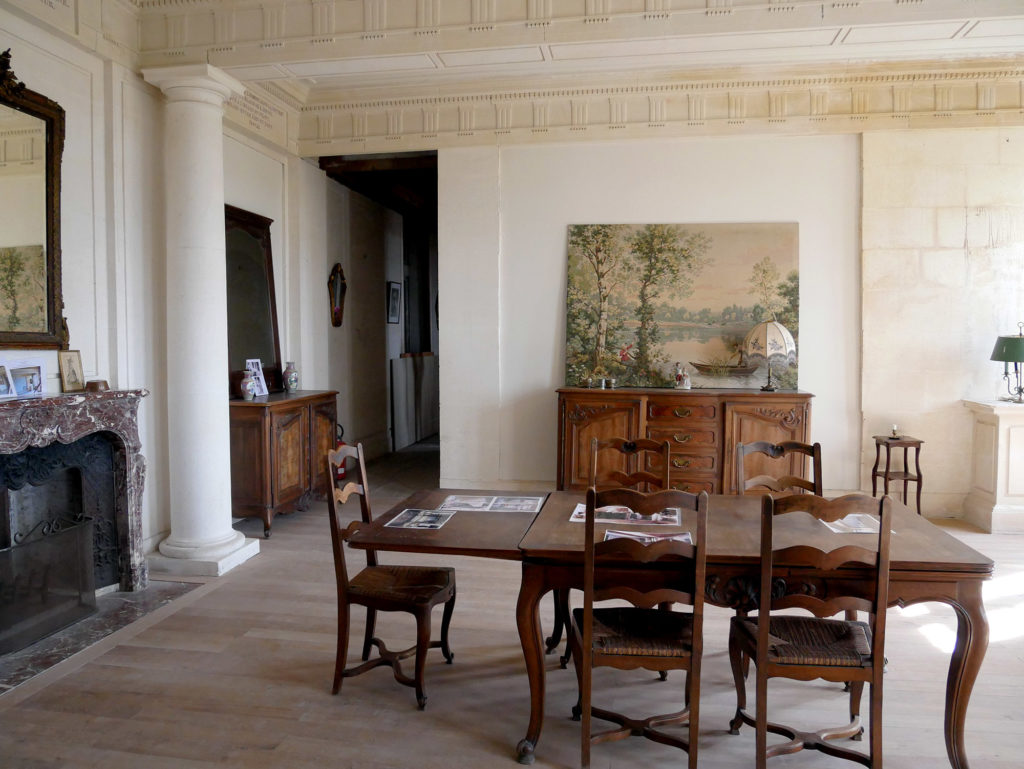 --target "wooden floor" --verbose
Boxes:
[1,446,1020,768]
